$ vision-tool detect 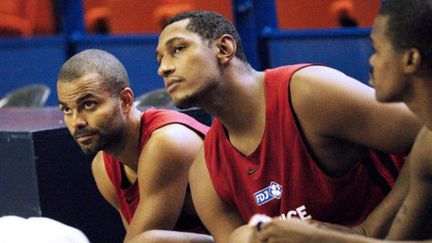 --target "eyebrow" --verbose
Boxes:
[156,37,186,58]
[165,37,184,47]
[58,101,66,107]
[58,93,99,107]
